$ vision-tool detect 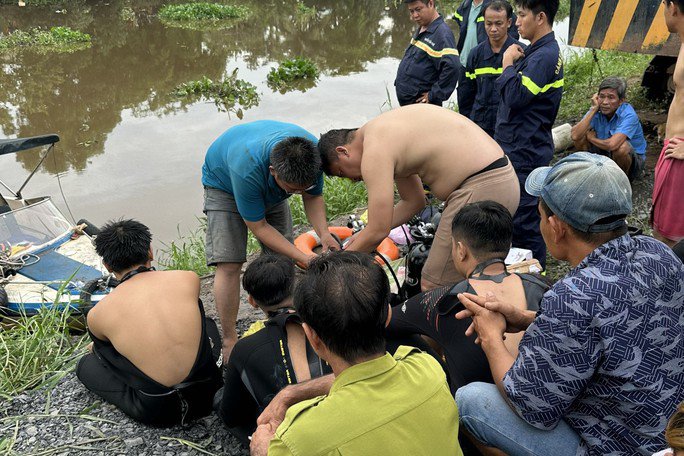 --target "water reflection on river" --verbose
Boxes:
[0,0,569,248]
